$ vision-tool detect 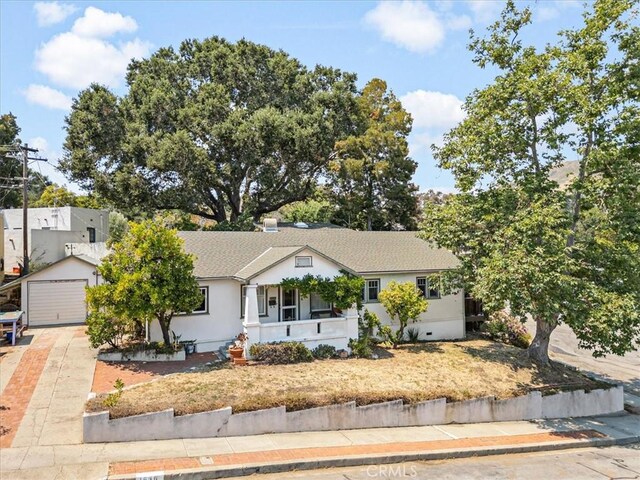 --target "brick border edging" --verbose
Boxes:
[107,434,640,480]
[83,385,624,443]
